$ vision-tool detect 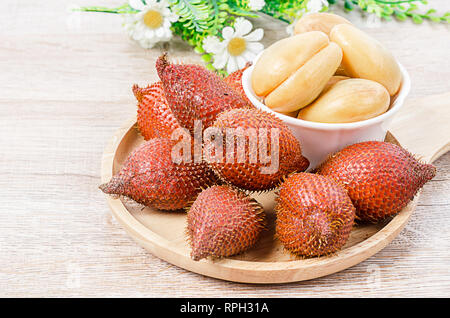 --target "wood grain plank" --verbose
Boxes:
[0,0,449,297]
